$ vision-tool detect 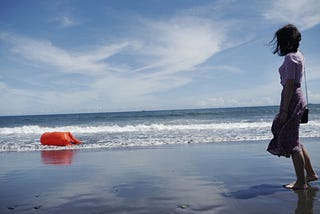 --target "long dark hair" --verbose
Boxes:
[270,24,301,56]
